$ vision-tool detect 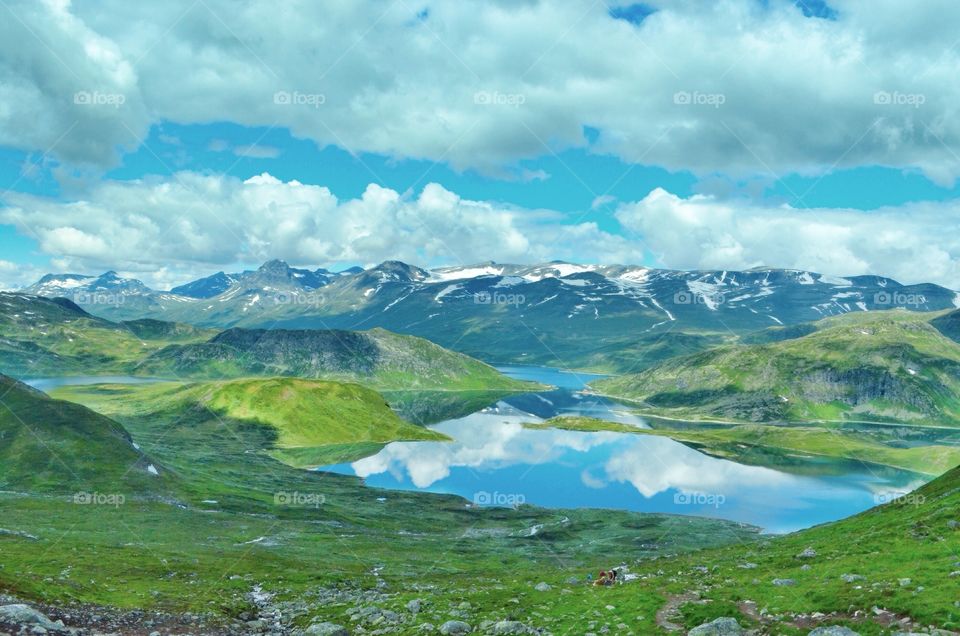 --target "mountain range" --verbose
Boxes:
[22,260,960,372]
